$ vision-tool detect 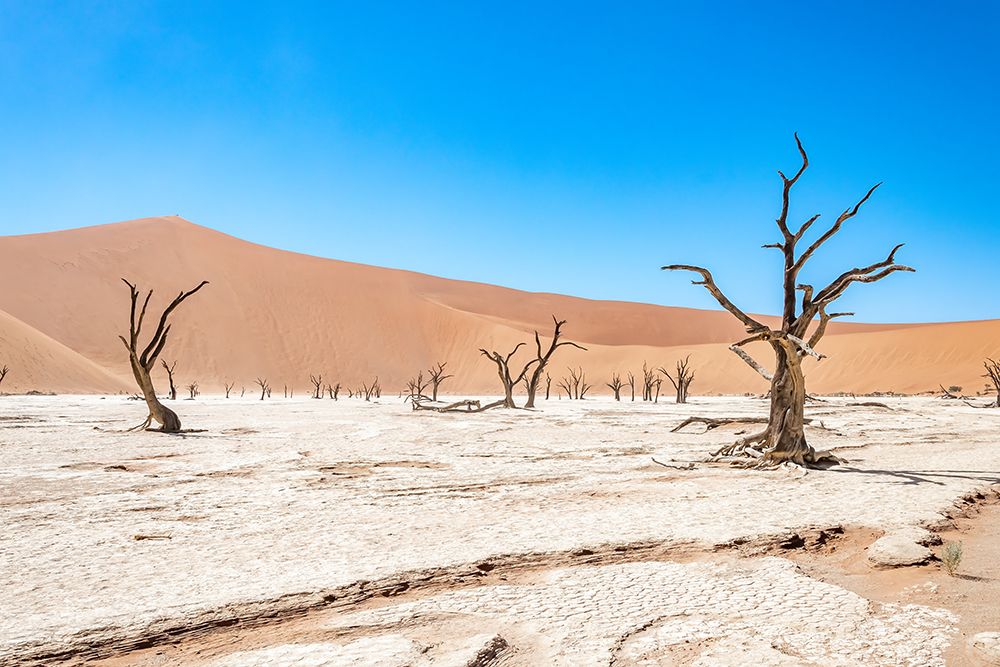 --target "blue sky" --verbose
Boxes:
[1,1,997,322]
